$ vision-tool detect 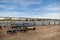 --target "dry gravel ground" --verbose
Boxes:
[0,25,60,40]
